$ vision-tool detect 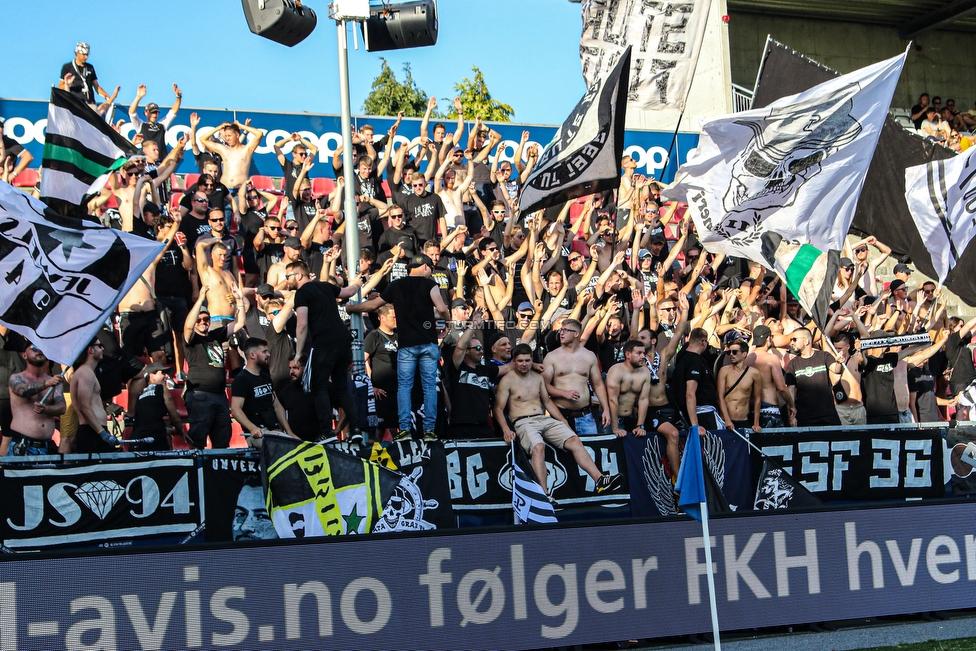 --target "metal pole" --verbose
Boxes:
[336,19,365,375]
